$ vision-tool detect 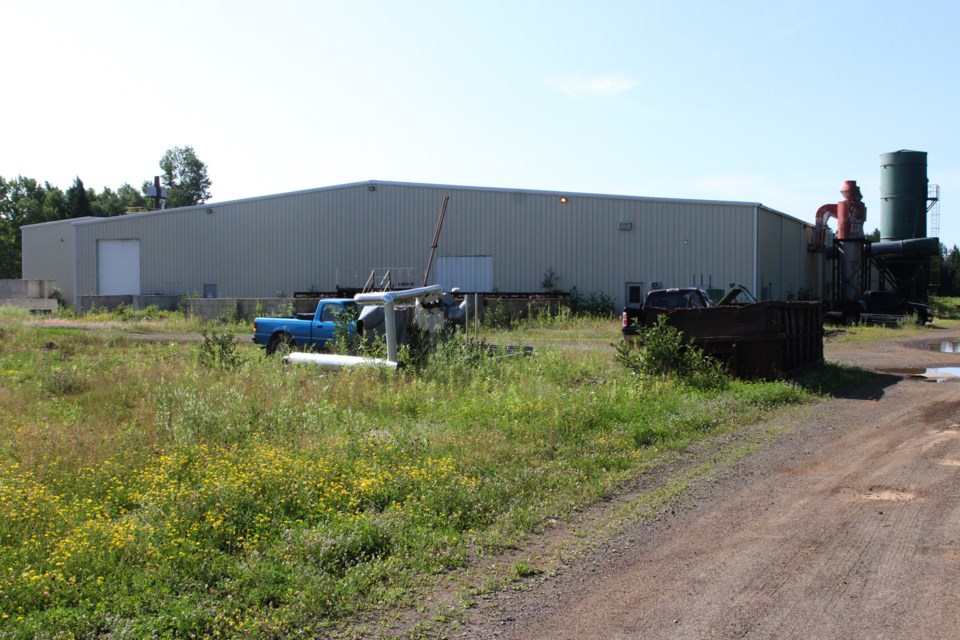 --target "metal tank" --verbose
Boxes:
[880,150,928,241]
